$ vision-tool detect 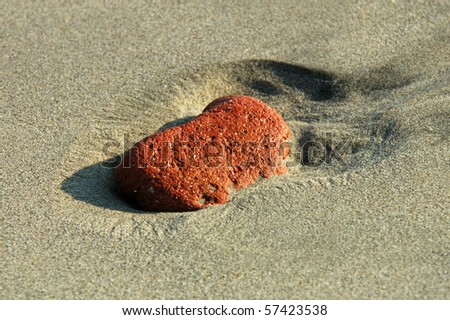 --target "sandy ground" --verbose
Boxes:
[2,1,449,299]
